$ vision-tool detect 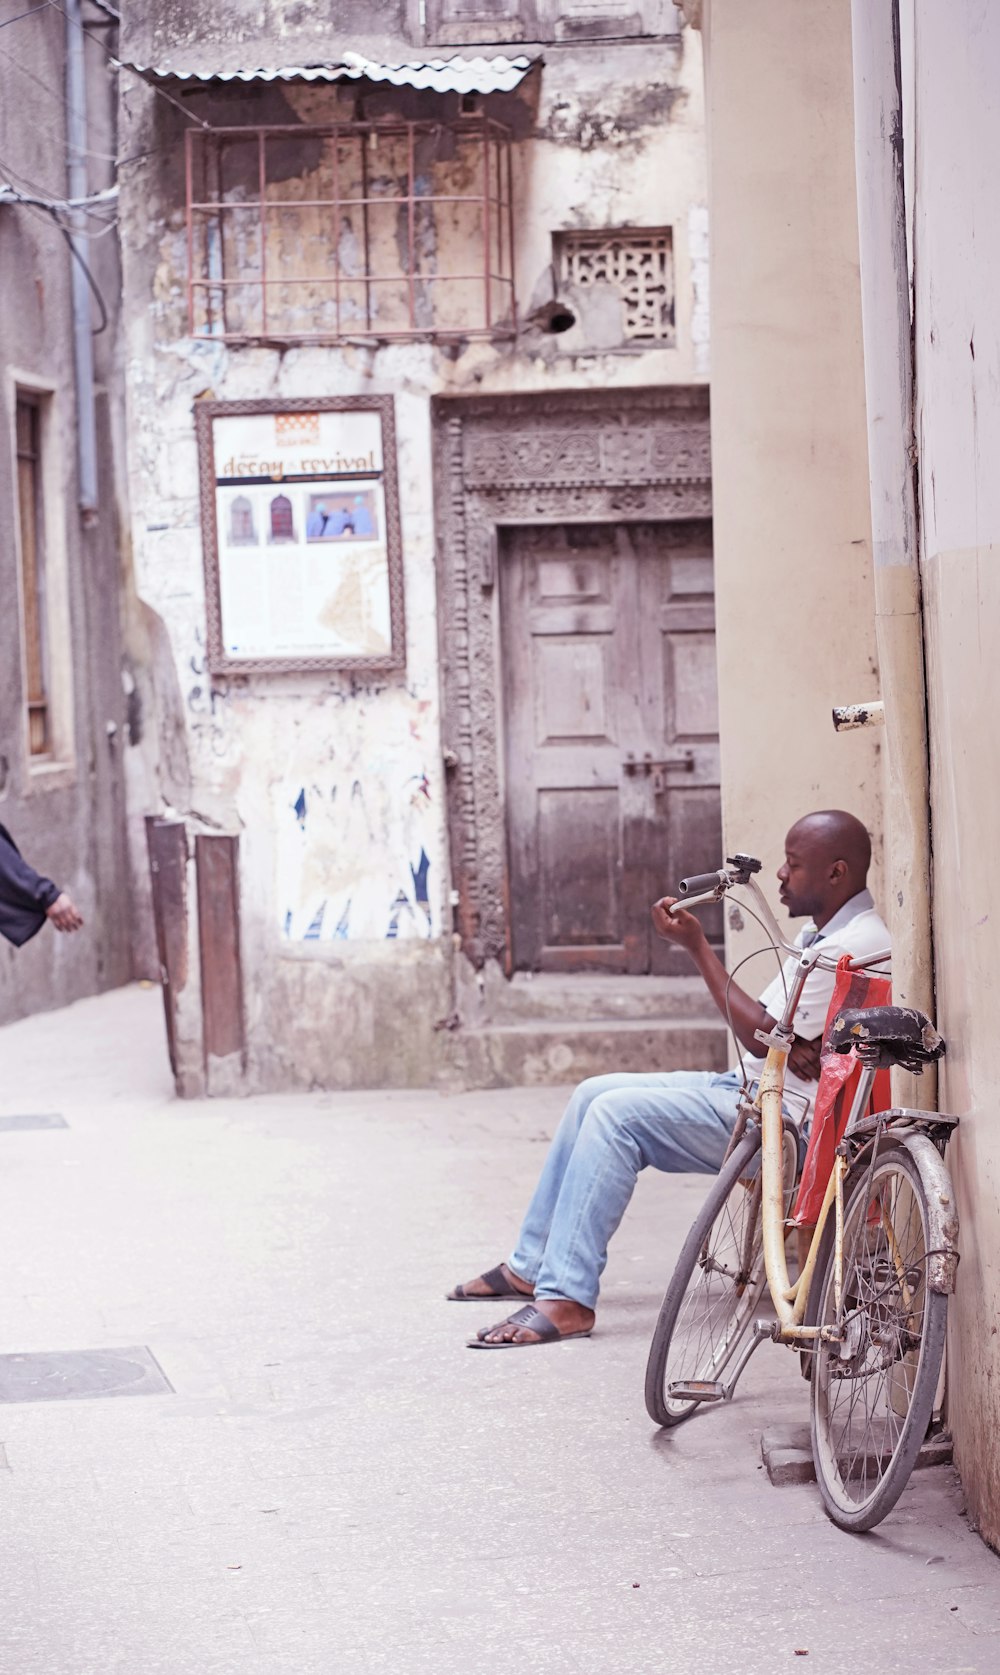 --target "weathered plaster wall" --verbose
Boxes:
[123,334,451,1087]
[122,0,411,70]
[119,25,708,1089]
[698,0,883,964]
[0,8,133,1022]
[902,0,1000,1550]
[510,38,709,384]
